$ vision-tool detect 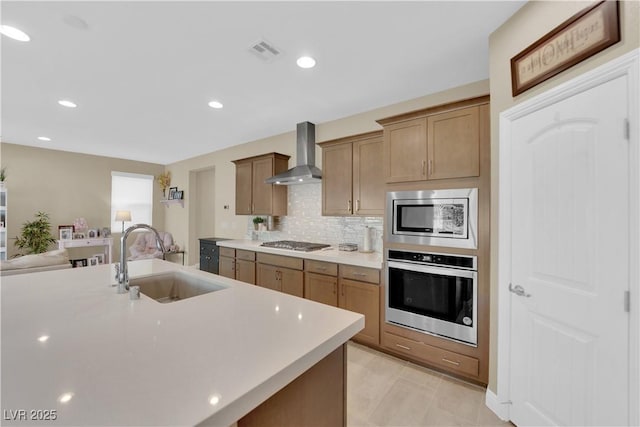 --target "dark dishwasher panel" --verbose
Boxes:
[199,238,230,274]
